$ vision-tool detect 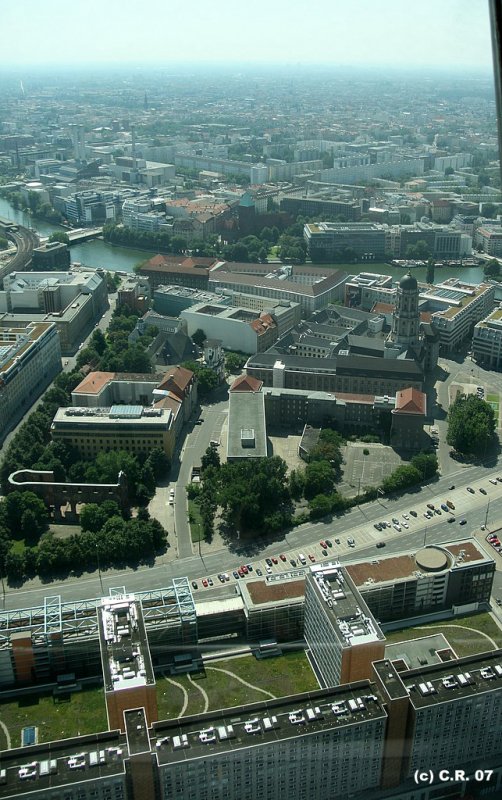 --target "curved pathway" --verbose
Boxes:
[163,675,189,718]
[414,624,498,651]
[205,665,276,699]
[187,672,209,713]
[0,720,11,750]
